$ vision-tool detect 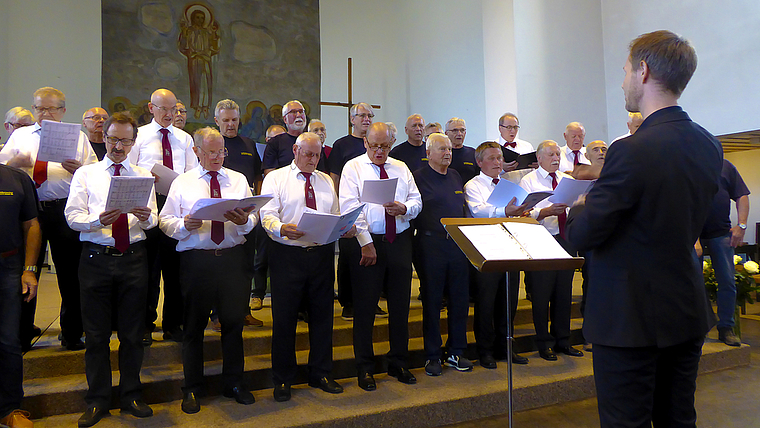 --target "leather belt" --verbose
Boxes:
[418,229,450,239]
[84,241,144,256]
